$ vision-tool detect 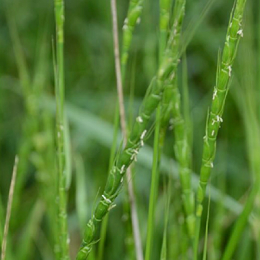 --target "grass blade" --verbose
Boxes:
[1,156,18,260]
[202,190,211,260]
